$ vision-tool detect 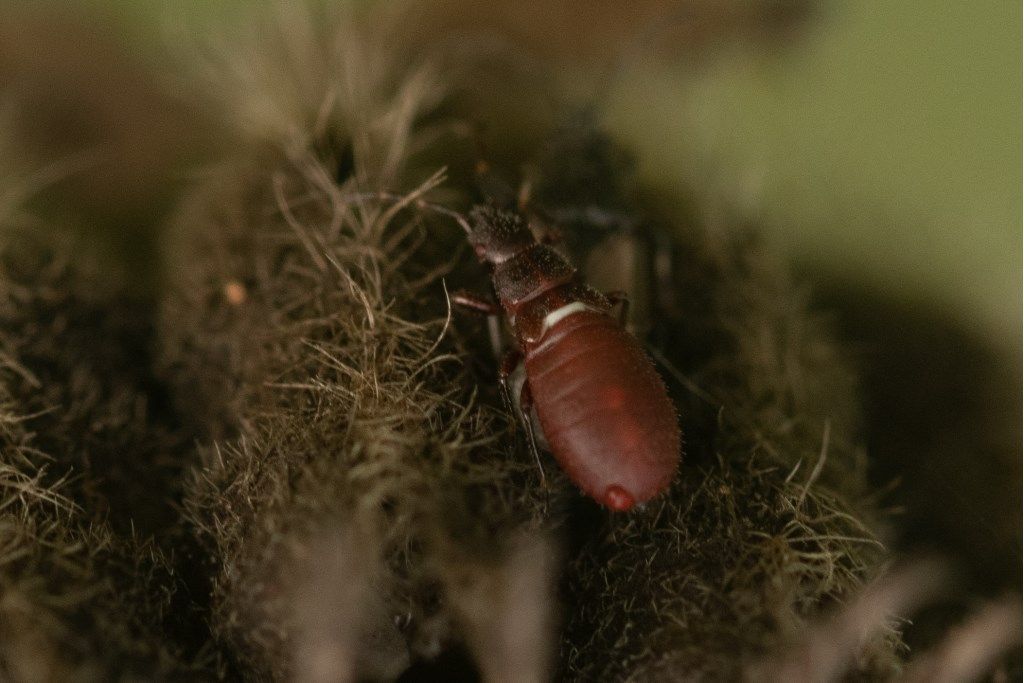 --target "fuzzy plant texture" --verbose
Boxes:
[152,5,903,681]
[0,2,1013,681]
[0,143,210,677]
